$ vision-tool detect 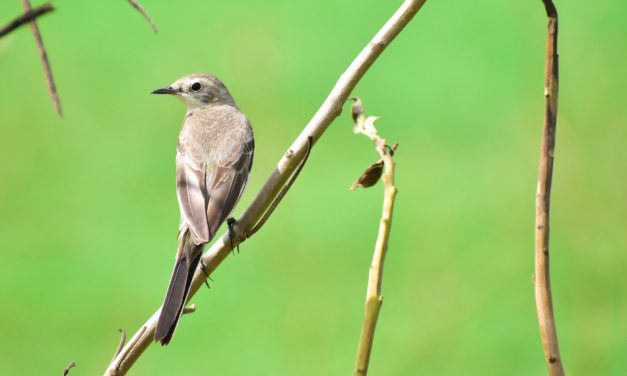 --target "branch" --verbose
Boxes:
[350,99,398,376]
[62,362,76,376]
[111,329,127,363]
[0,2,54,38]
[126,0,158,33]
[534,1,564,375]
[104,1,427,374]
[20,0,62,116]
